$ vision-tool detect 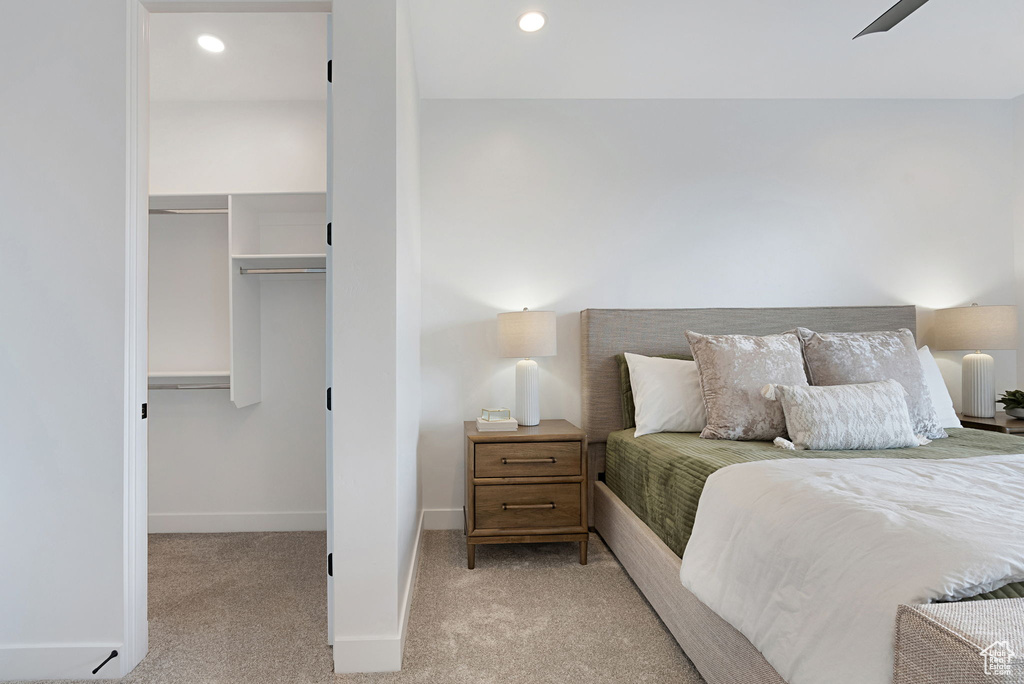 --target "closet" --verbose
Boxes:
[148,193,327,531]
[147,12,328,535]
[150,193,325,400]
[149,193,326,394]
